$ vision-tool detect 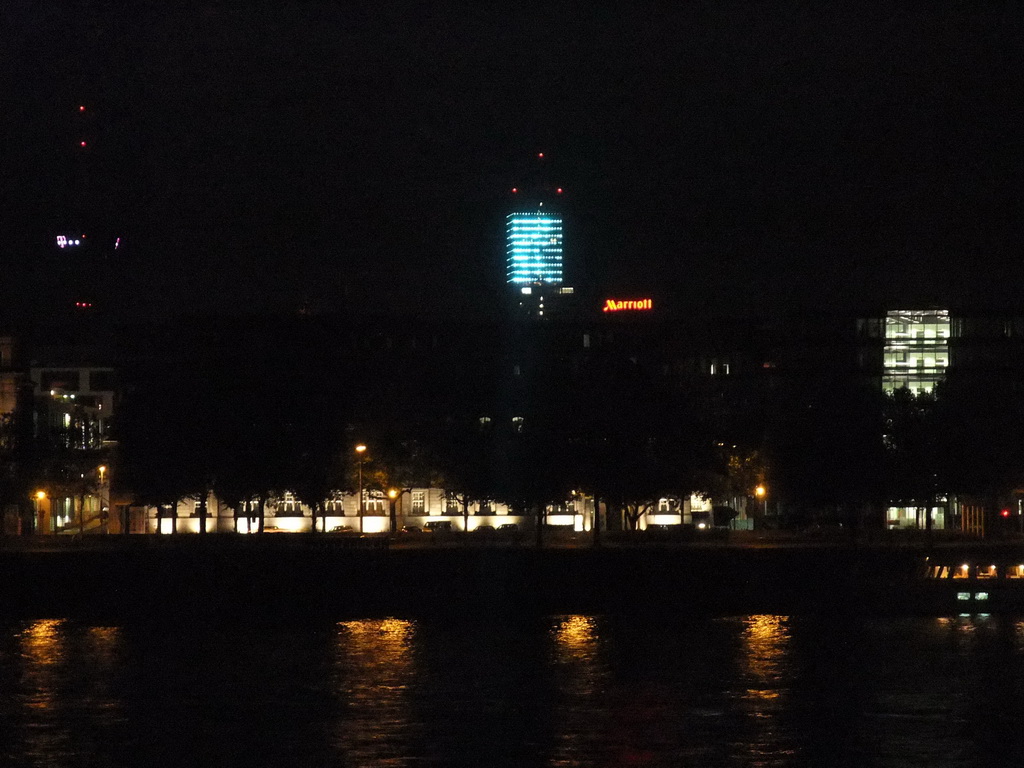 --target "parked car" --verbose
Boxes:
[400,525,422,534]
[423,520,454,533]
[330,525,355,533]
[497,523,519,532]
[472,525,496,536]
